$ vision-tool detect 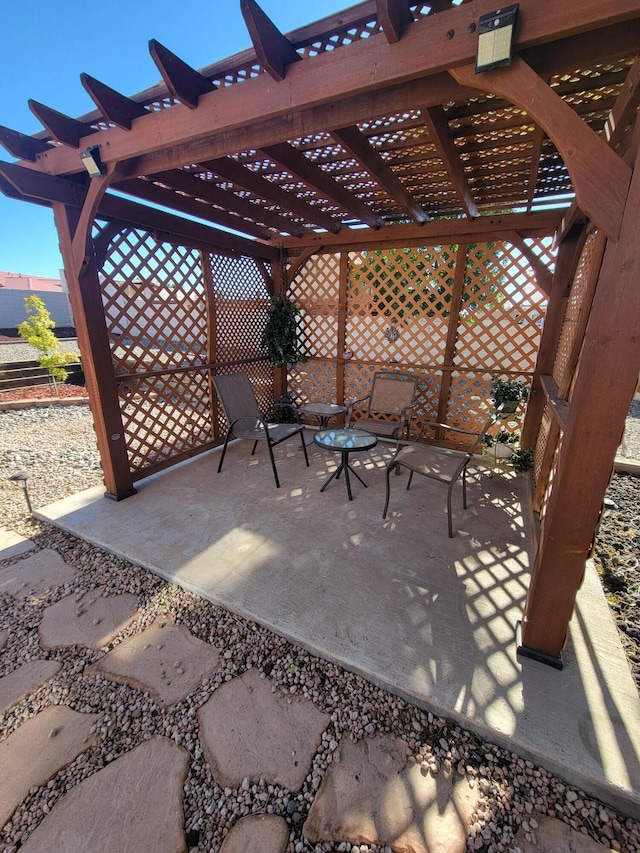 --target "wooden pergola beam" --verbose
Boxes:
[279,210,561,251]
[376,0,412,43]
[148,39,216,109]
[0,126,54,162]
[332,125,428,223]
[28,100,96,149]
[144,168,307,237]
[80,74,149,130]
[113,177,275,241]
[21,0,639,178]
[0,161,87,207]
[451,59,632,241]
[262,142,384,229]
[525,126,544,214]
[420,105,478,218]
[241,0,301,82]
[604,55,640,148]
[202,156,342,234]
[98,194,279,261]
